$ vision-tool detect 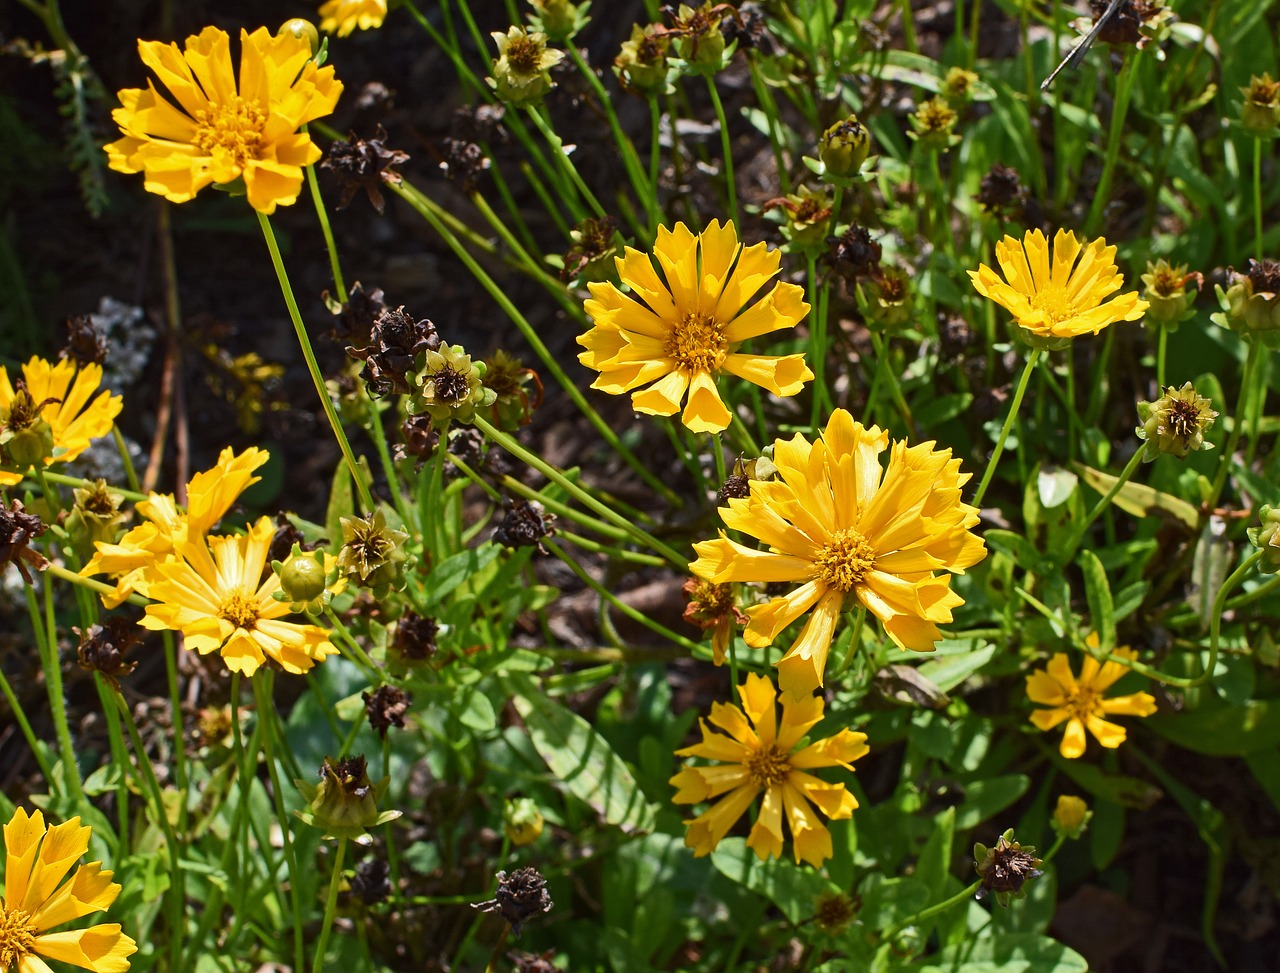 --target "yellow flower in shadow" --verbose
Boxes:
[0,807,137,972]
[969,229,1148,342]
[670,673,867,867]
[578,220,812,433]
[318,0,387,37]
[690,409,986,697]
[140,515,337,676]
[0,358,122,486]
[105,26,342,214]
[1026,646,1157,758]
